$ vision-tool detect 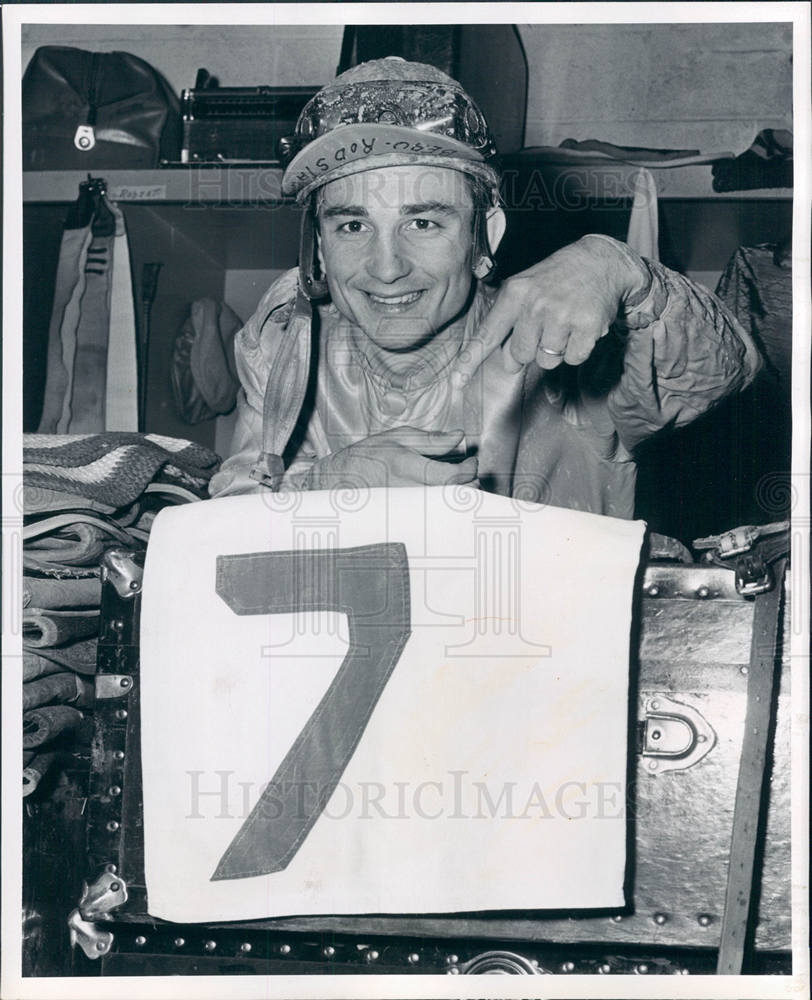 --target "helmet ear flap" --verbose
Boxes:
[298,208,329,301]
